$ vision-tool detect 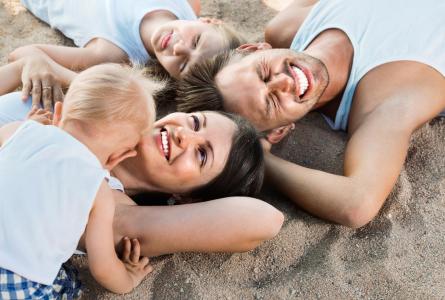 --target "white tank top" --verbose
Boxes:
[291,0,445,131]
[0,120,107,285]
[20,0,197,64]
